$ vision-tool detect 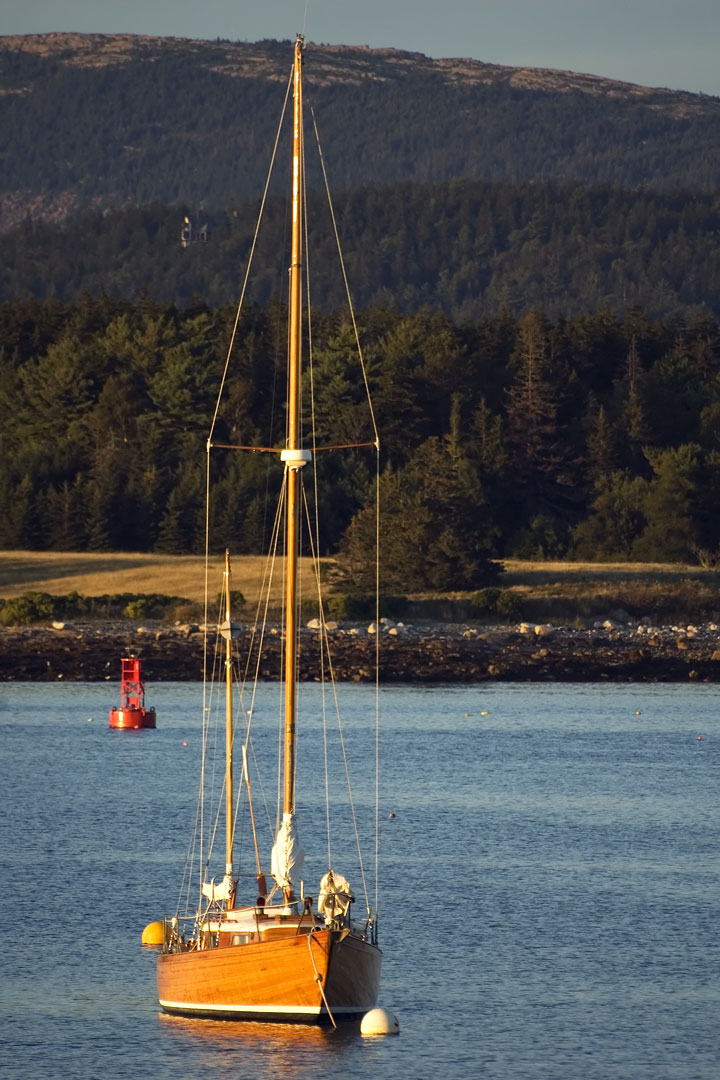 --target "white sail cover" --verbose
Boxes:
[271,812,305,891]
[318,870,354,924]
[201,874,234,902]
